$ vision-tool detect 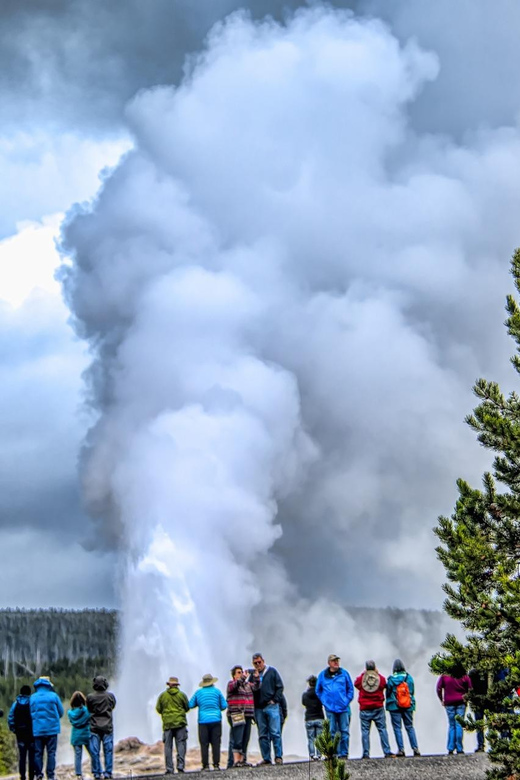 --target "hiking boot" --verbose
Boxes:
[257,760,271,766]
[396,750,405,757]
[384,753,395,758]
[274,758,283,765]
[447,751,454,755]
[413,749,421,757]
[475,747,485,753]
